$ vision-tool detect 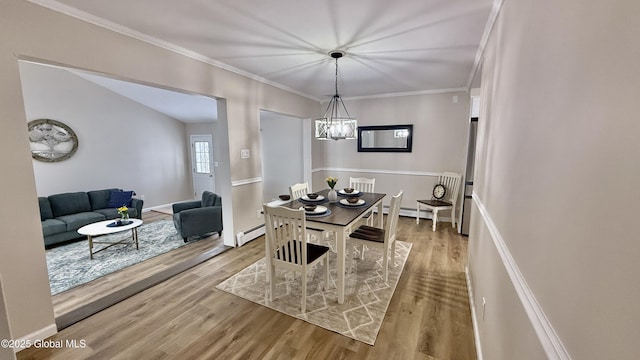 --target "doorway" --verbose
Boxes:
[260,110,310,201]
[190,134,215,198]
